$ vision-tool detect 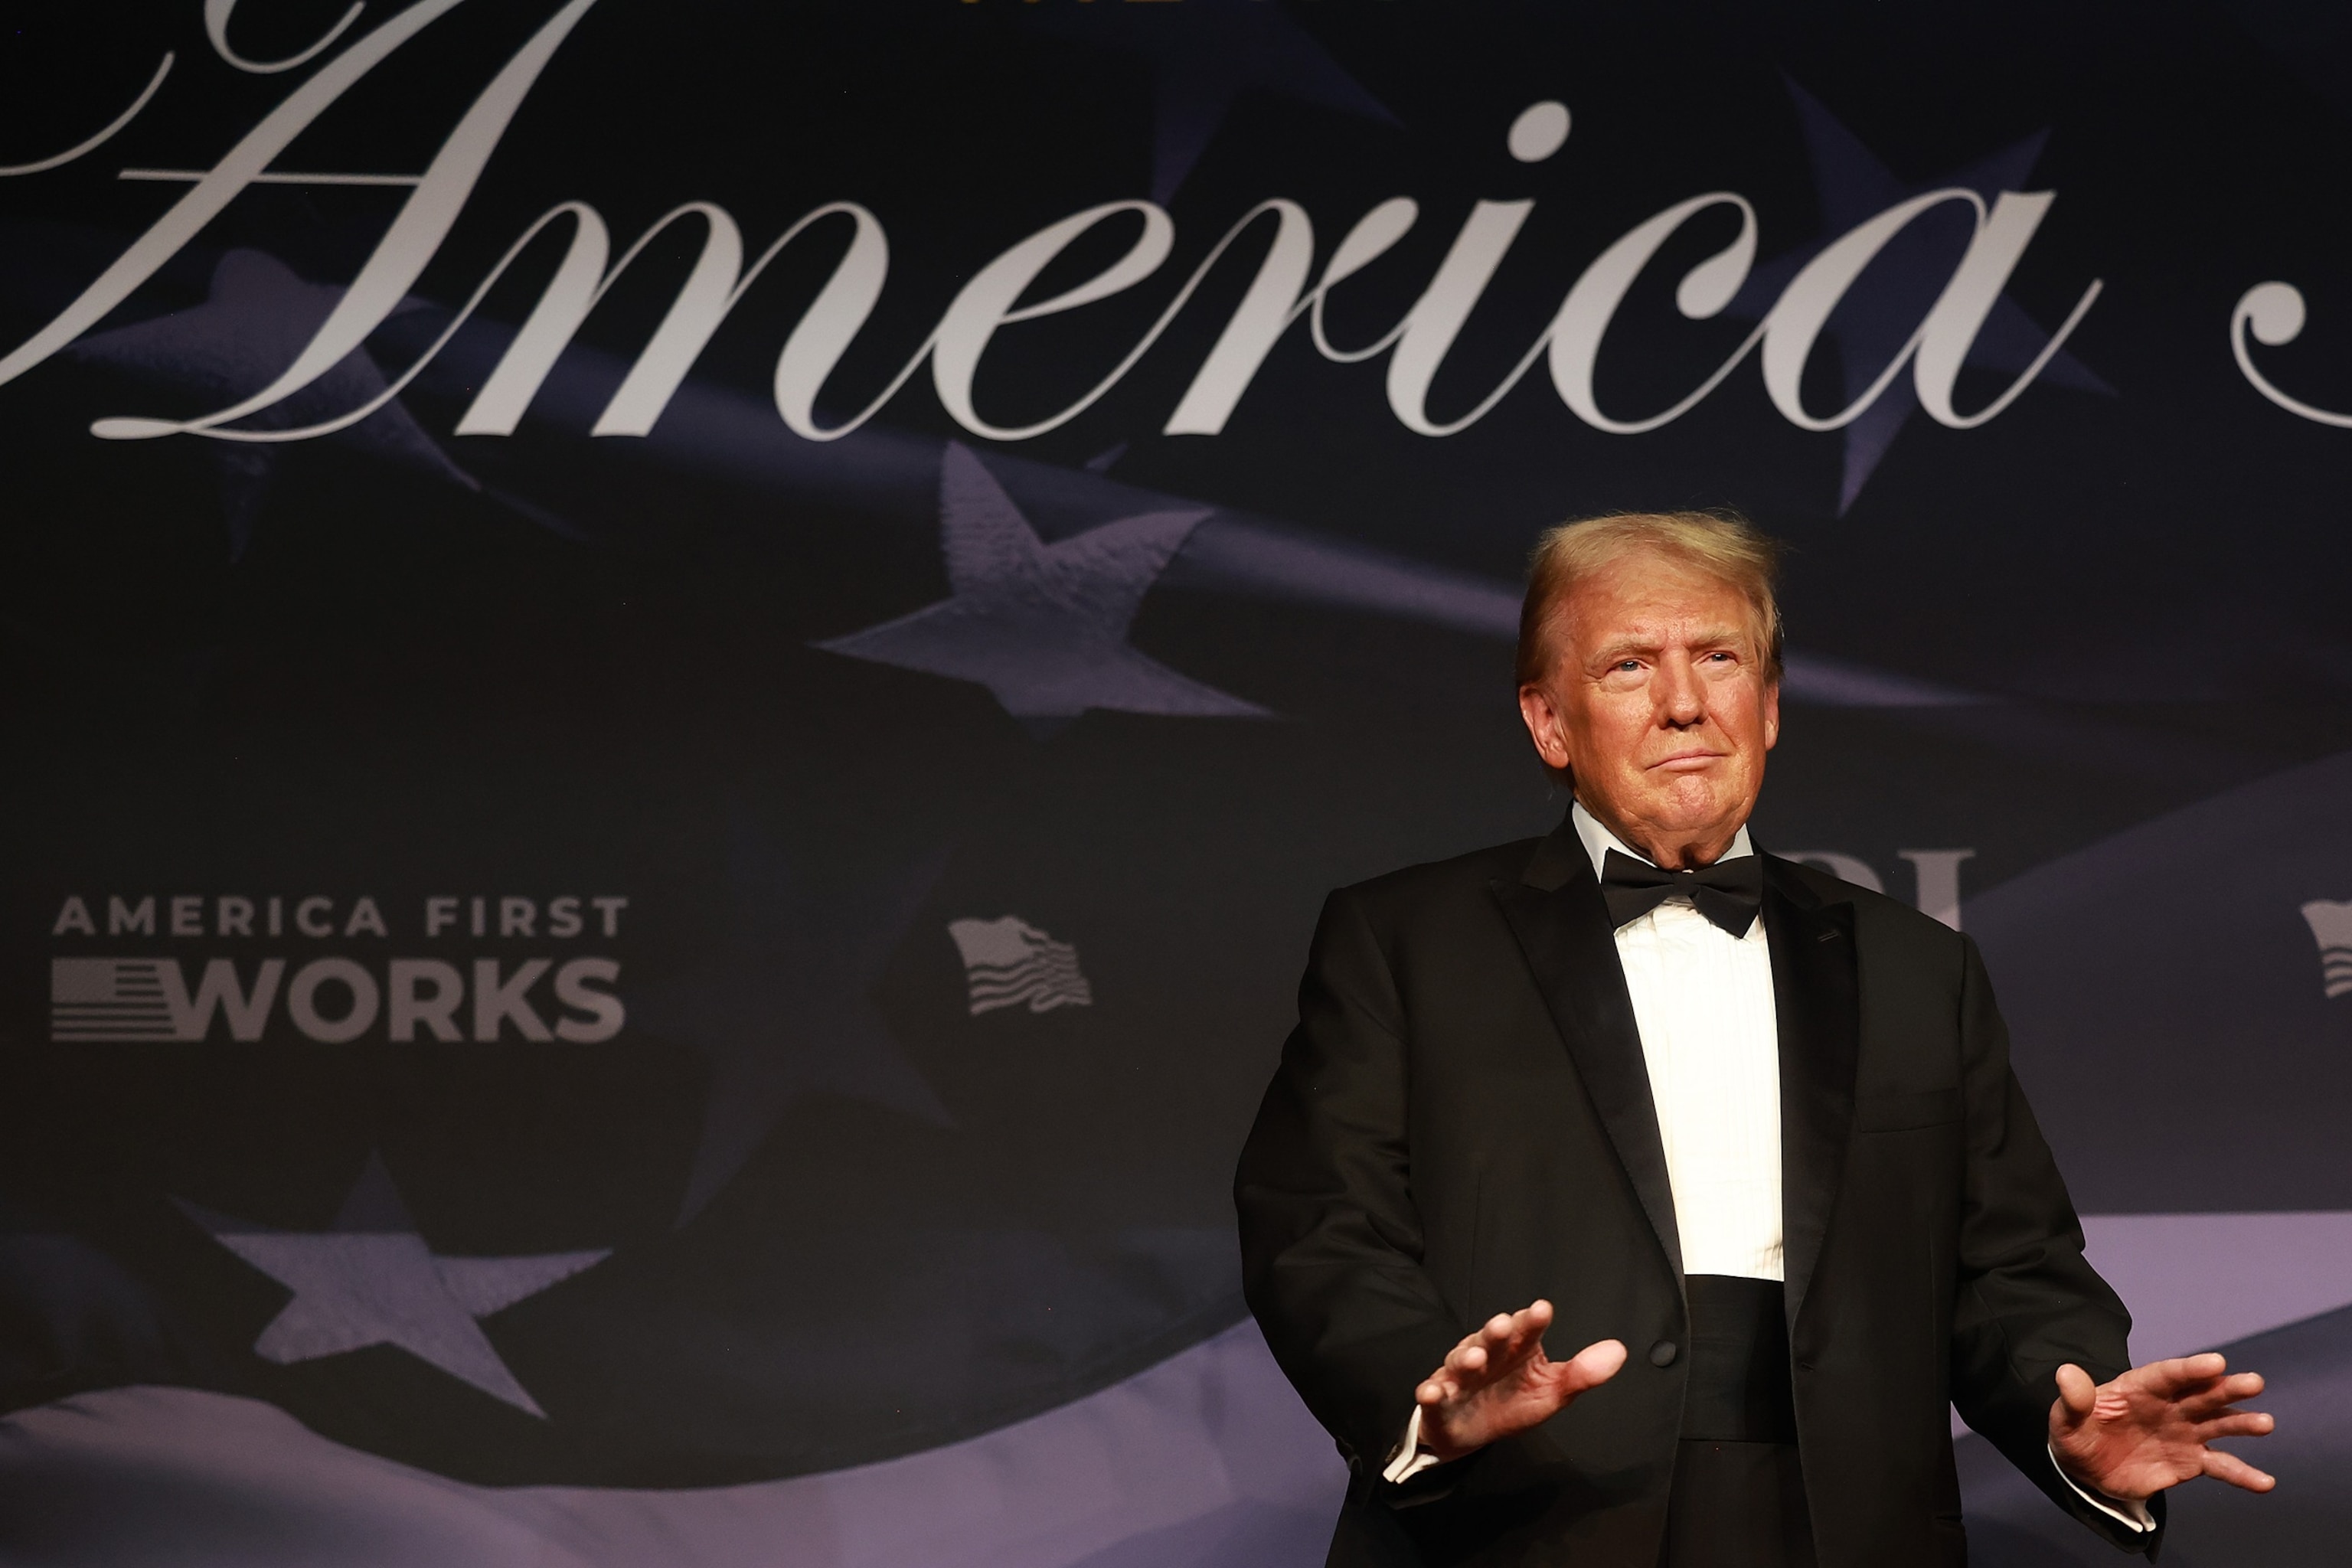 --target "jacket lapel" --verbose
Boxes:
[1492,821,1683,1280]
[1761,854,1860,1332]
